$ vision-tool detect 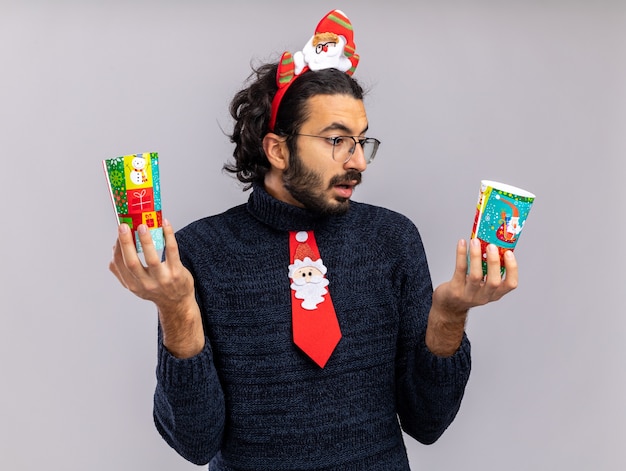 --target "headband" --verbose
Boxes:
[268,9,360,132]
